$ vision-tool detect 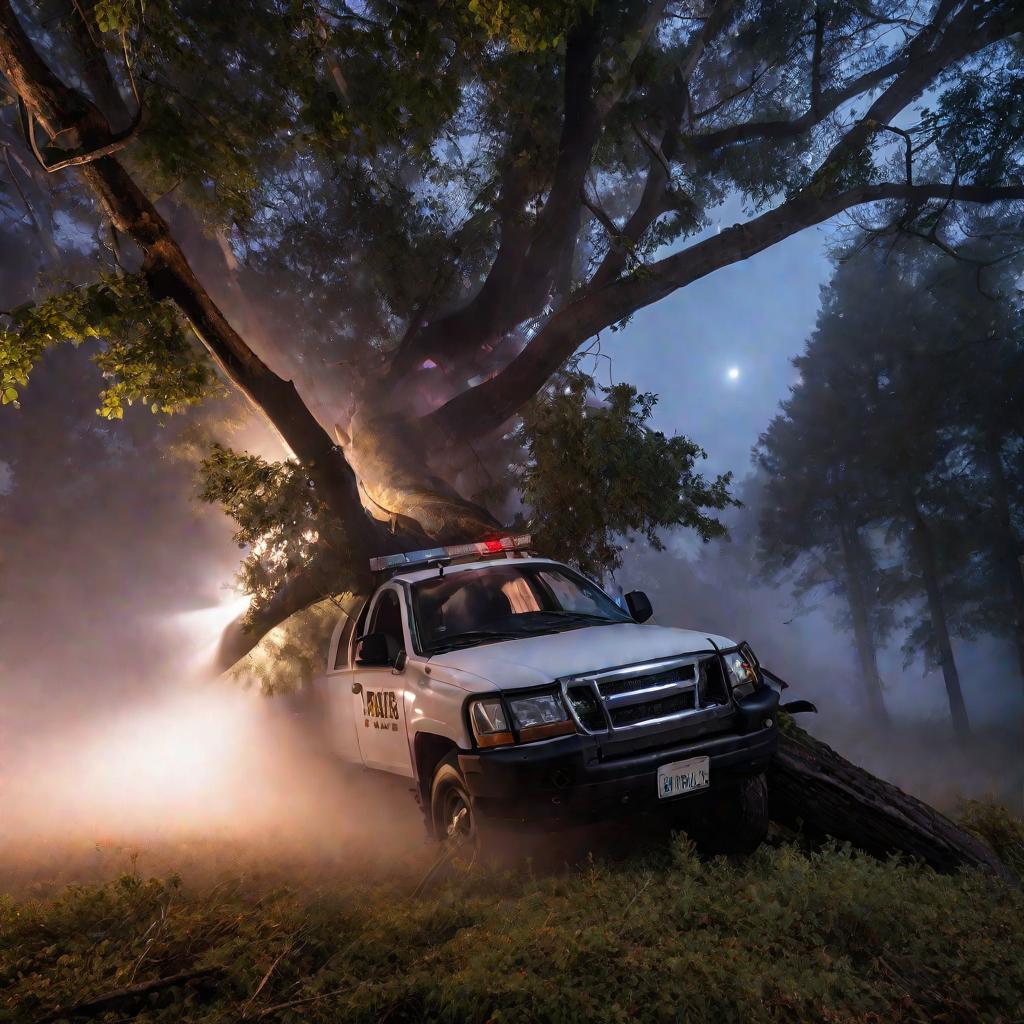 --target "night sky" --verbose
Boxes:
[609,202,829,481]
